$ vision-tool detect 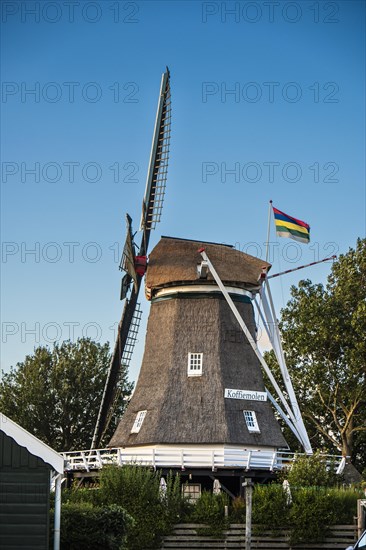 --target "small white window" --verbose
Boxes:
[188,352,203,376]
[131,410,147,433]
[243,410,260,433]
[182,483,201,503]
